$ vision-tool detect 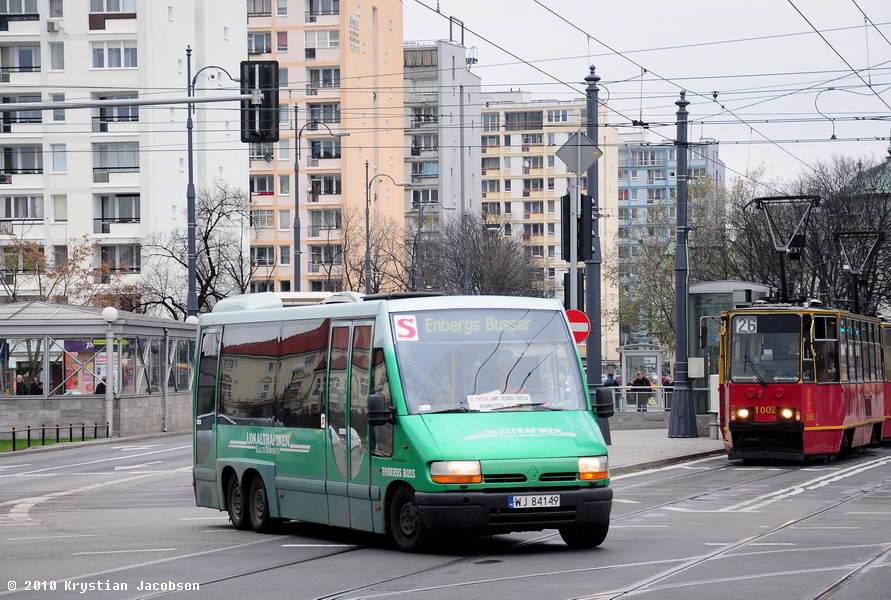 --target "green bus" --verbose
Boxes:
[192,292,612,551]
